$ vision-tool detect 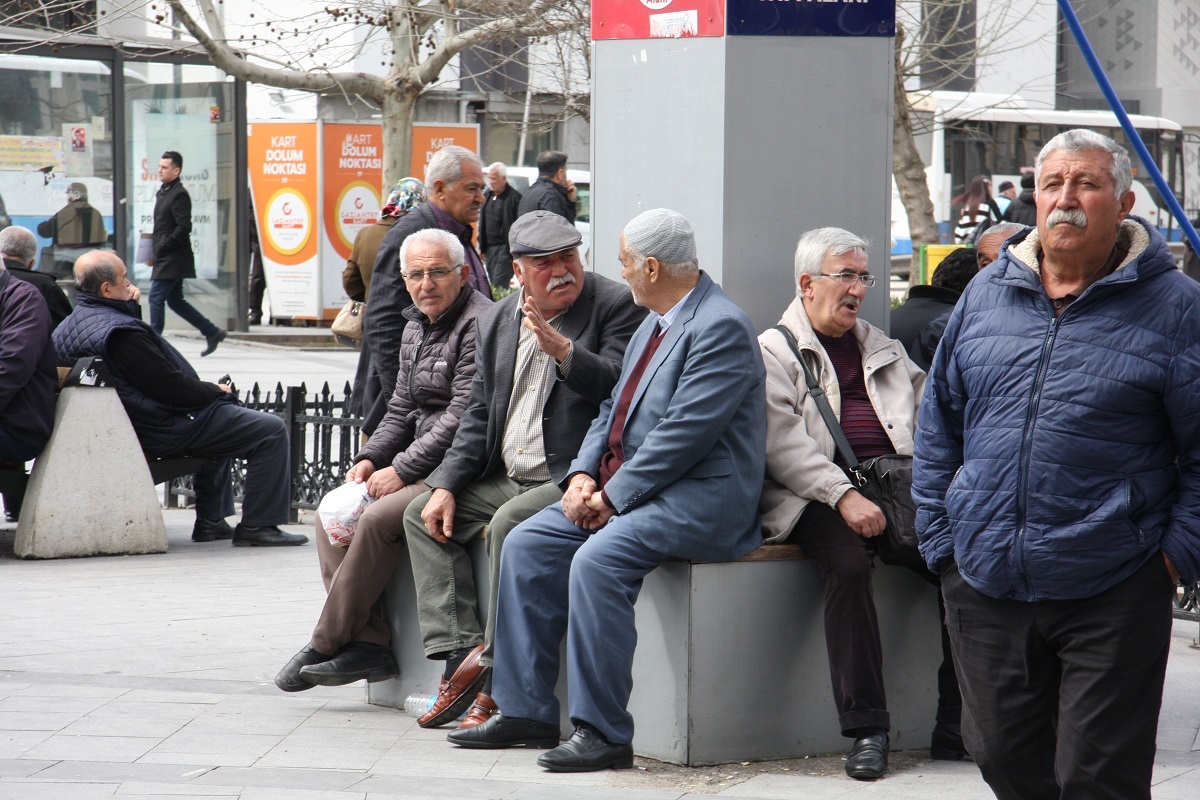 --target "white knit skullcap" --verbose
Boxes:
[623,208,696,263]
